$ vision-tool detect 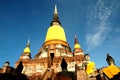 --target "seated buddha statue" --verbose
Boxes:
[101,53,120,80]
[83,54,96,77]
